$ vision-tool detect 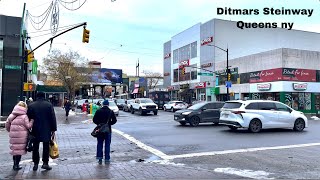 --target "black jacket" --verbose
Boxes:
[27,98,57,142]
[64,101,72,111]
[93,106,117,133]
